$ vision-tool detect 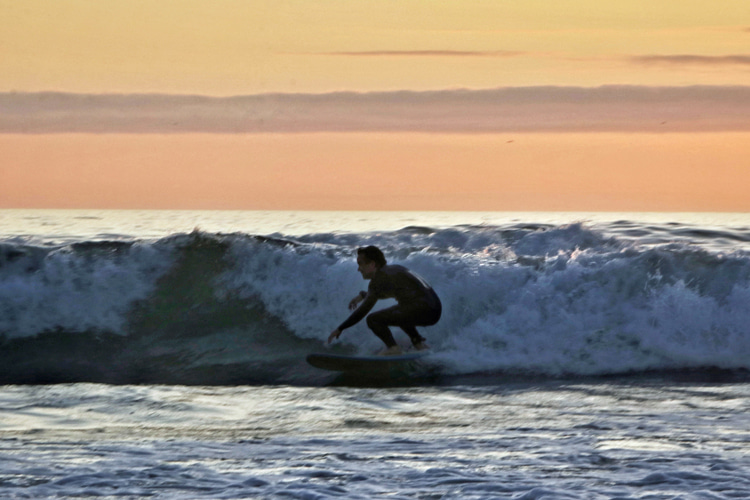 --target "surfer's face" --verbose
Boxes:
[357,255,378,280]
